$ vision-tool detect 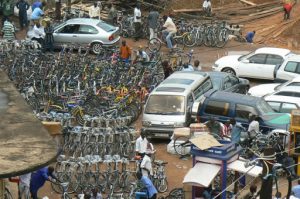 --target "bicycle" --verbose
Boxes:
[148,30,196,52]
